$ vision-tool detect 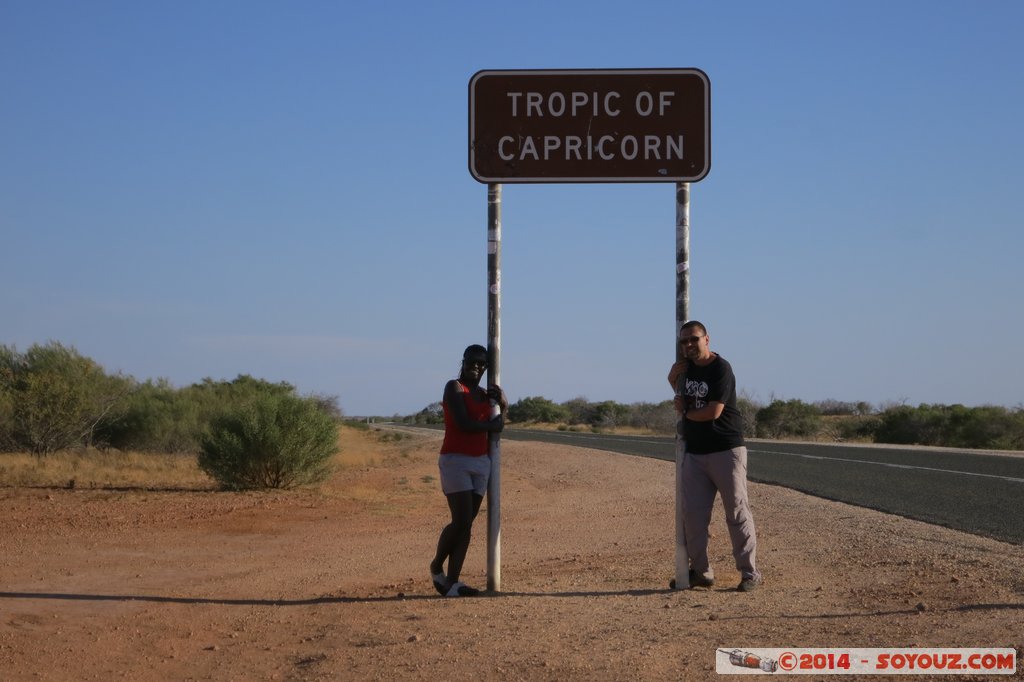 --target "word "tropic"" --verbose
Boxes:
[505,91,678,118]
